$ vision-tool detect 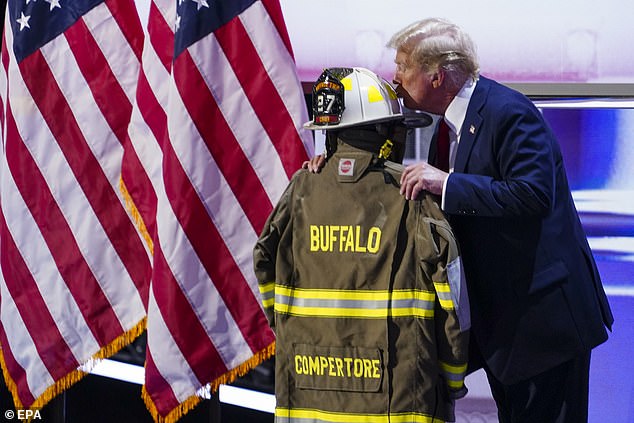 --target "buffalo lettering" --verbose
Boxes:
[309,225,381,253]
